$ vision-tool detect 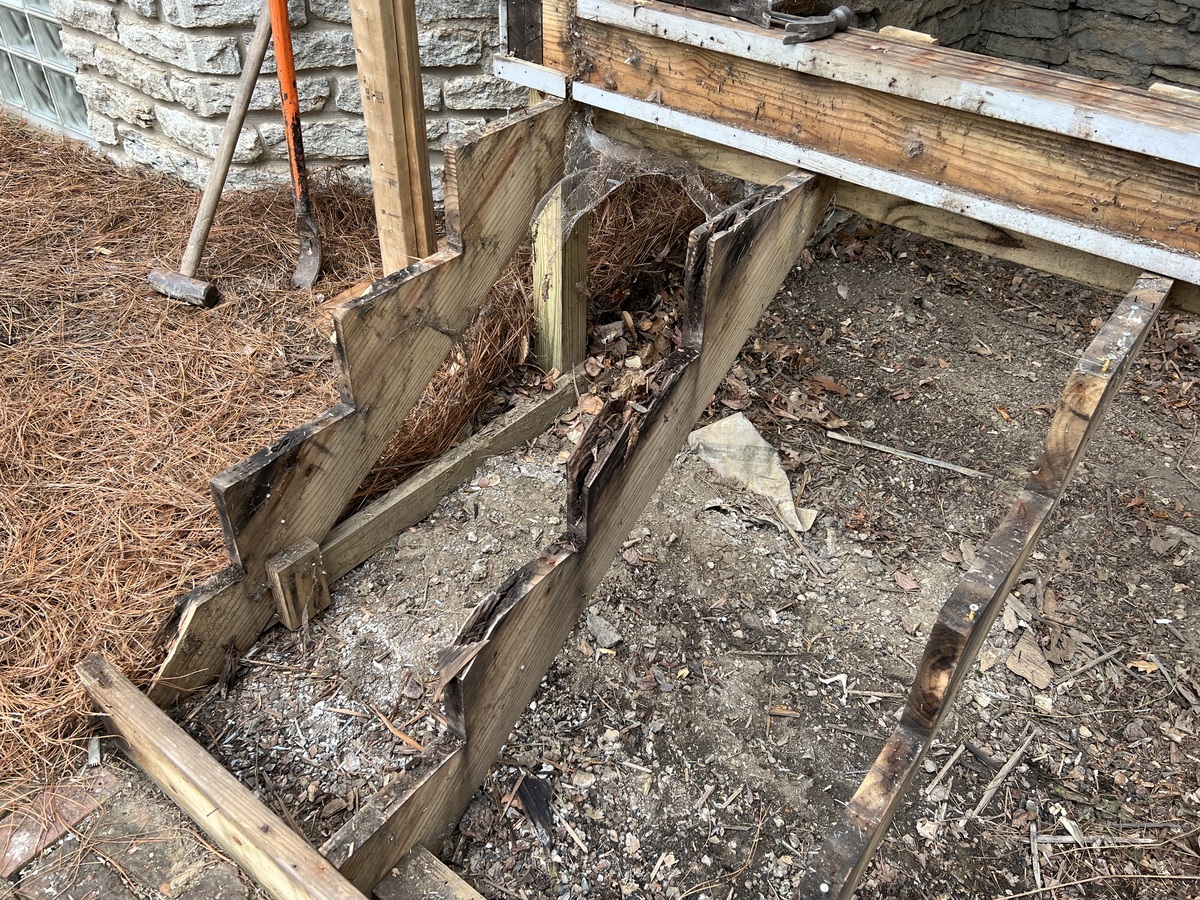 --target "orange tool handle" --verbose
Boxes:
[267,0,312,217]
